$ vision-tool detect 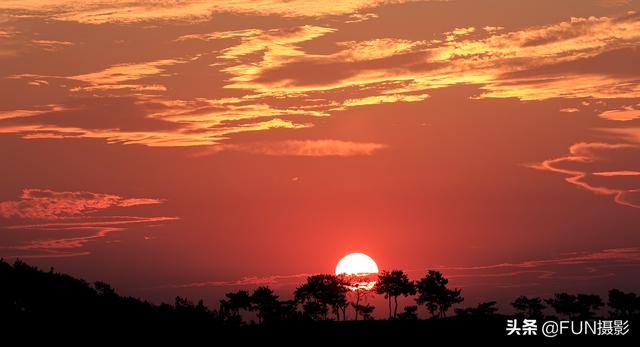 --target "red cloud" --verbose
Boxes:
[531,142,640,209]
[198,139,388,157]
[0,188,163,220]
[0,189,176,258]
